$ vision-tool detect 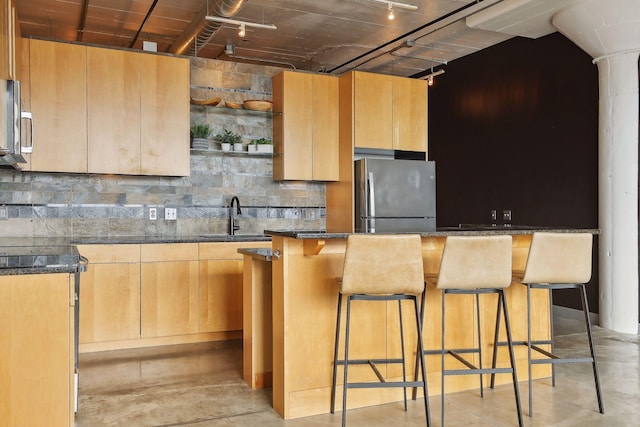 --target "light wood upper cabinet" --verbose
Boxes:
[392,75,428,152]
[87,47,141,174]
[140,53,190,176]
[0,274,74,426]
[1,0,16,80]
[341,71,428,153]
[352,72,393,150]
[28,39,88,172]
[20,39,189,176]
[272,71,339,181]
